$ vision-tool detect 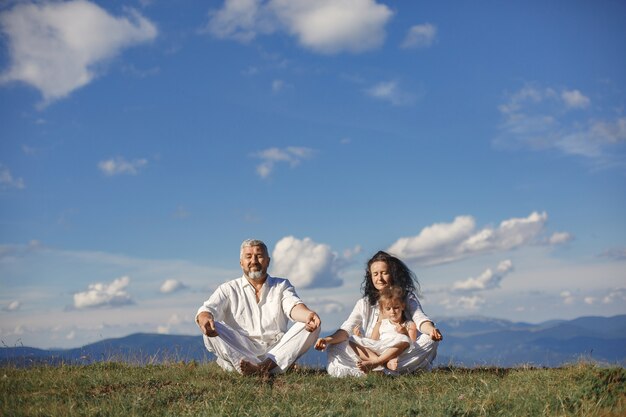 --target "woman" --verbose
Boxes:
[315,251,442,377]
